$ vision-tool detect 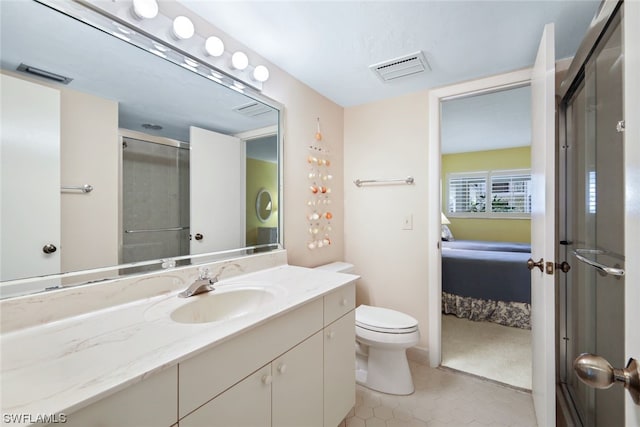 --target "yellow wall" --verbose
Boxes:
[246,158,278,245]
[442,146,531,243]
